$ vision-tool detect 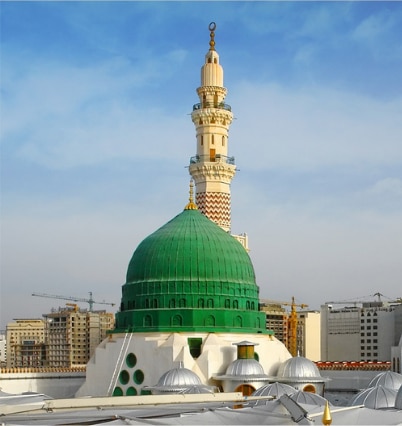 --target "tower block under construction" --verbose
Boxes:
[189,23,236,233]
